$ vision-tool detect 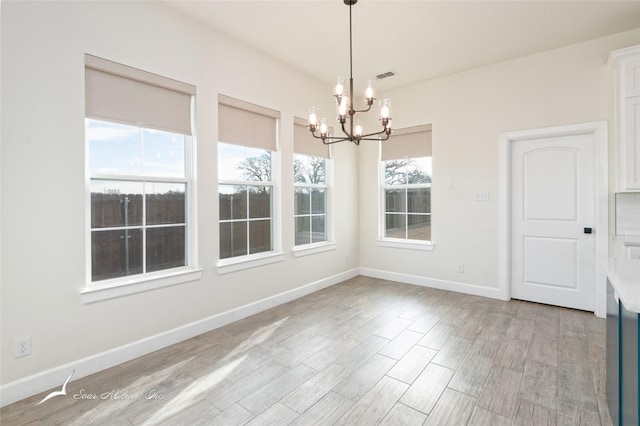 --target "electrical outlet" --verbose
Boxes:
[457,263,464,273]
[15,337,31,358]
